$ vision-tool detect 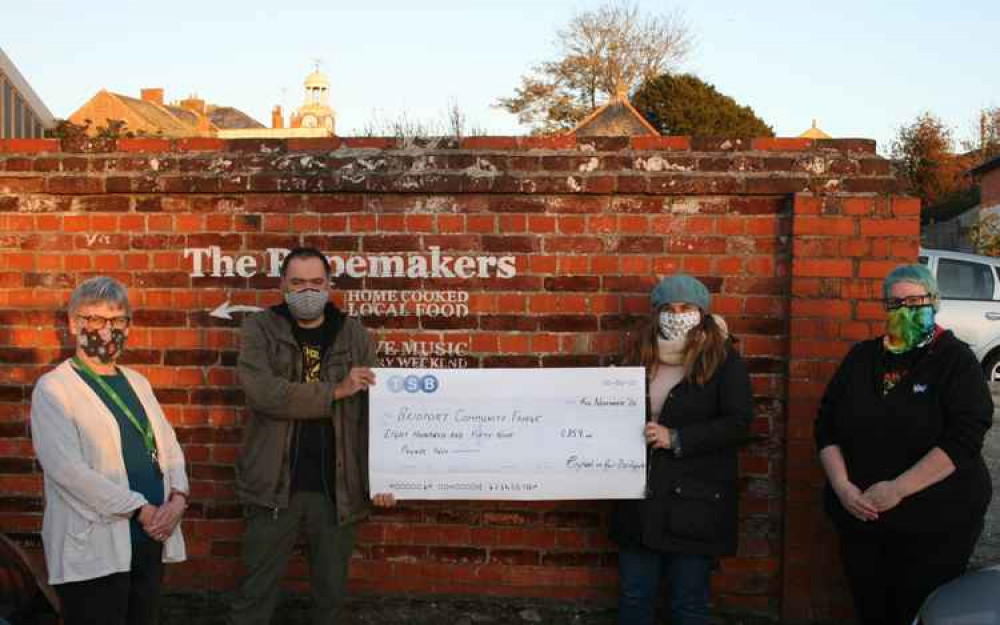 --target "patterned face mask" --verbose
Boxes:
[658,310,701,341]
[885,305,936,354]
[78,328,127,364]
[284,288,328,321]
